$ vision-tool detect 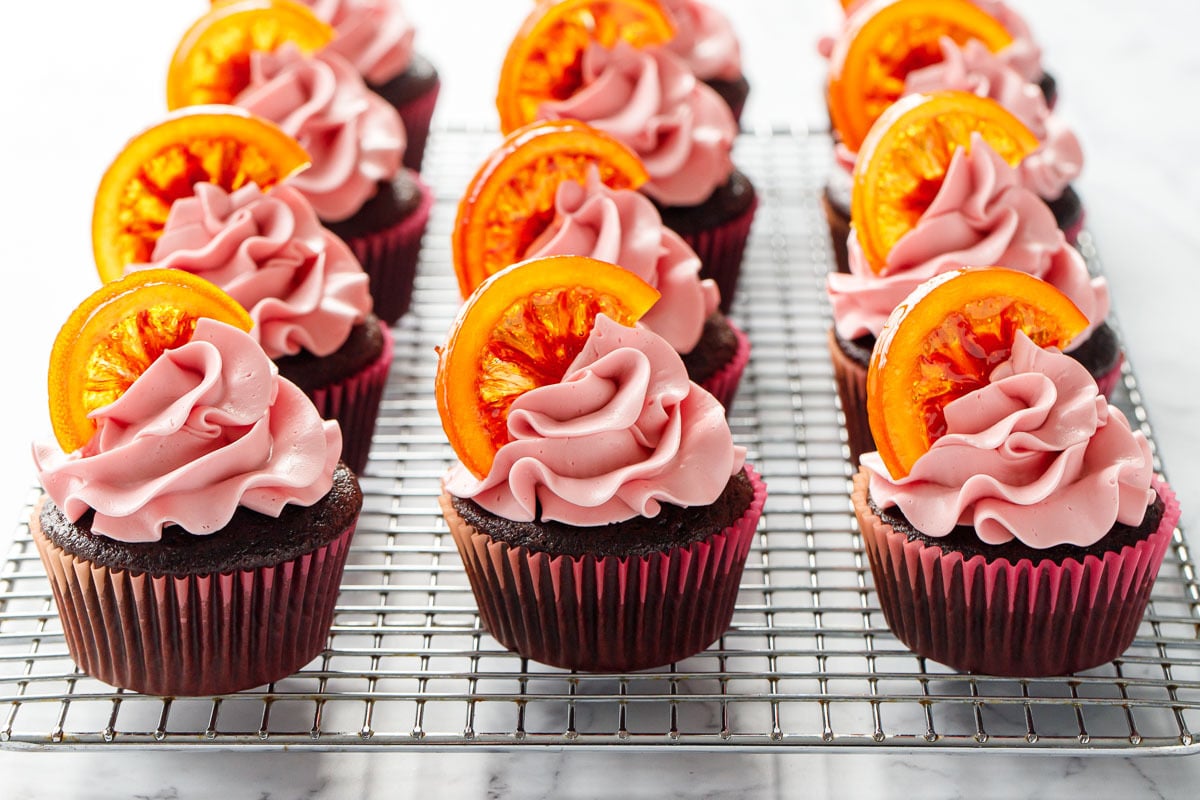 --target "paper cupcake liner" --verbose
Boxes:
[677,195,758,314]
[1093,352,1124,399]
[389,81,440,173]
[31,514,356,697]
[827,328,874,465]
[1062,209,1085,247]
[344,173,433,325]
[308,326,394,475]
[699,321,750,413]
[853,470,1180,677]
[821,187,852,275]
[440,466,767,672]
